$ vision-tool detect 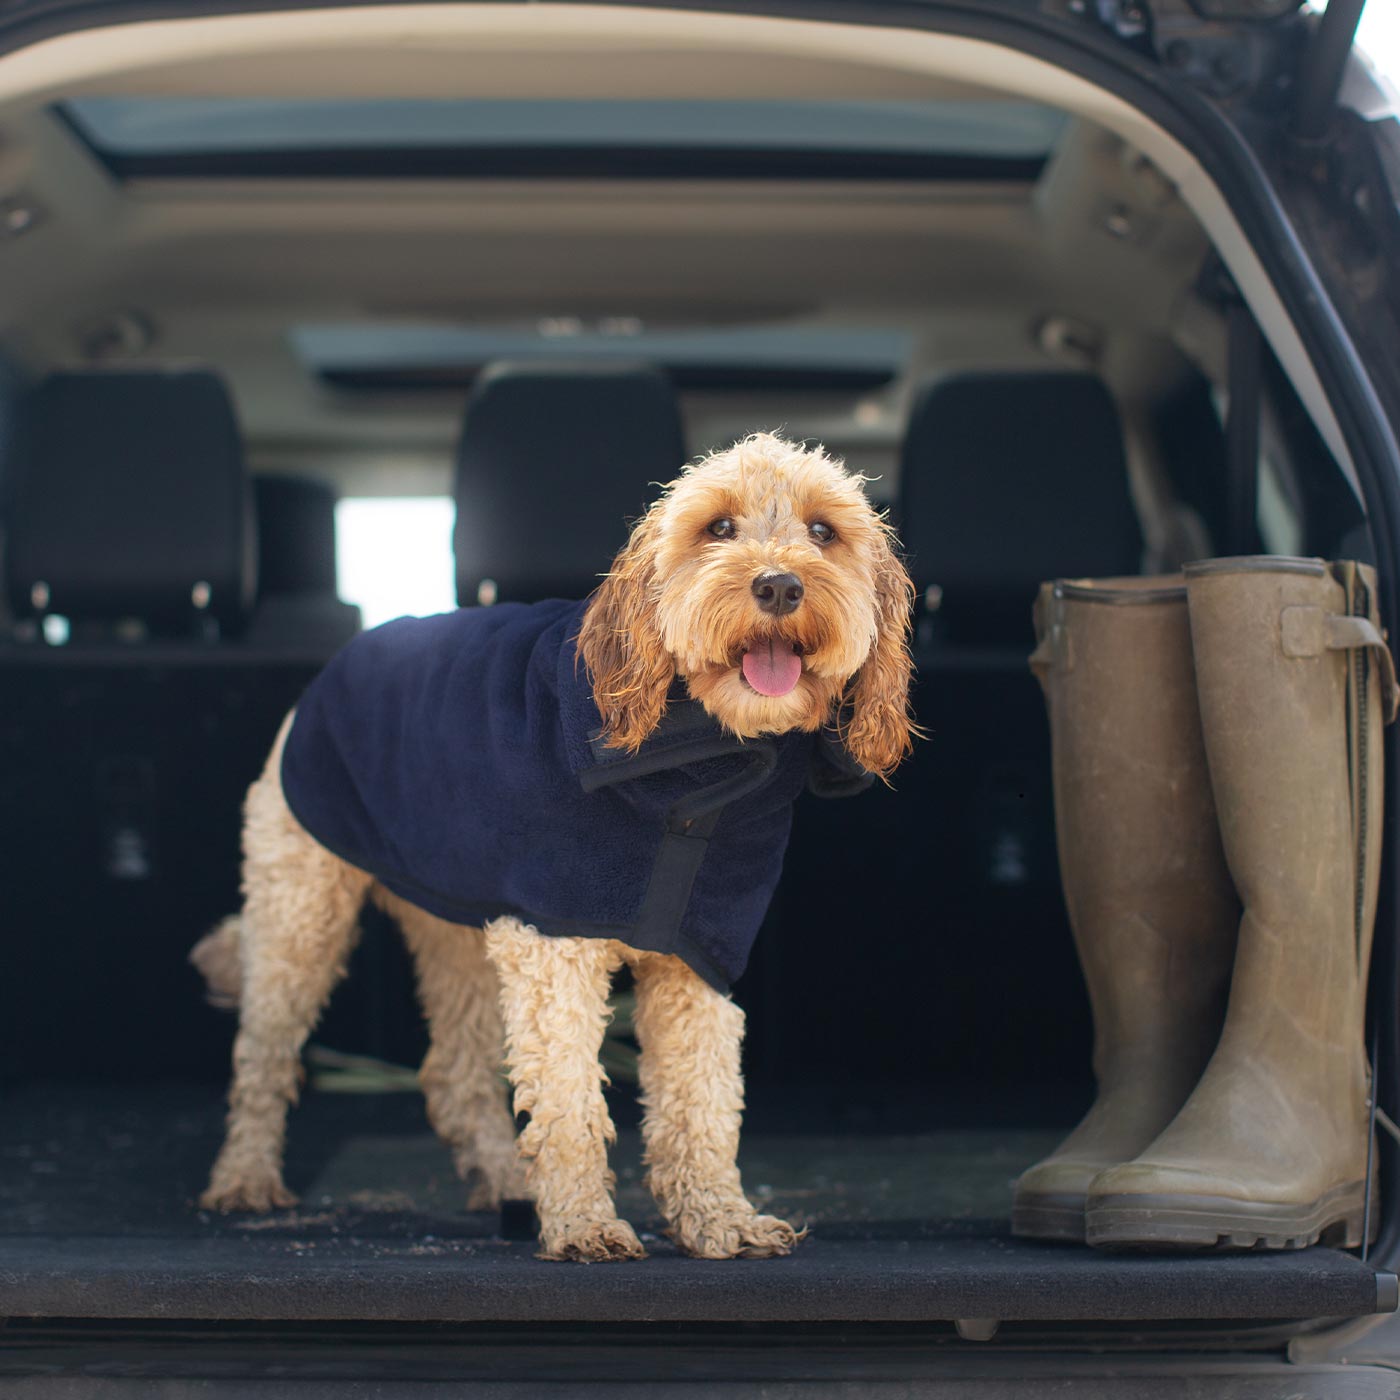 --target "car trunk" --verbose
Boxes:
[0,1086,1389,1330]
[0,645,1393,1335]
